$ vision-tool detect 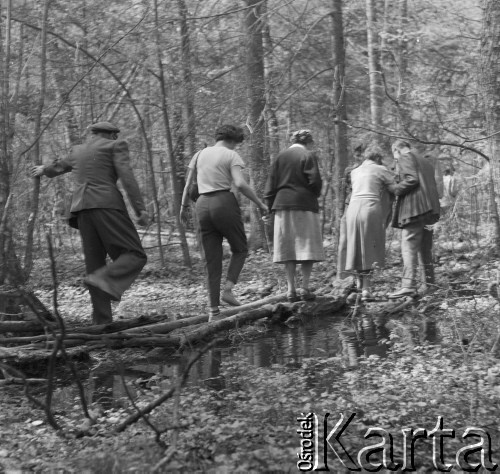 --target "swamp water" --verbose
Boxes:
[52,310,439,410]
